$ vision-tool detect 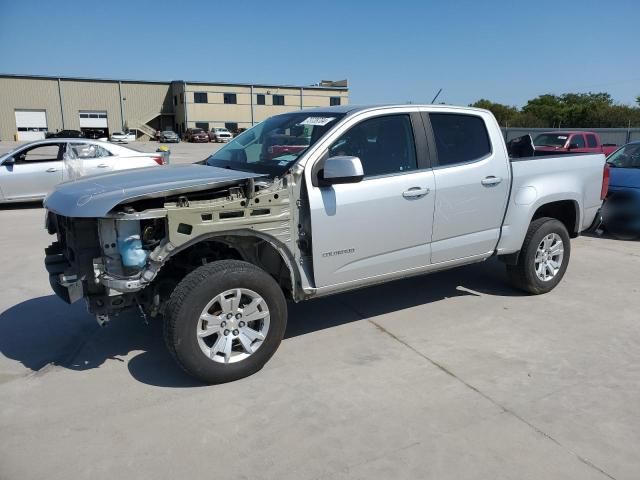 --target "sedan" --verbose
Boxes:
[110,131,136,143]
[159,130,180,143]
[0,139,166,204]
